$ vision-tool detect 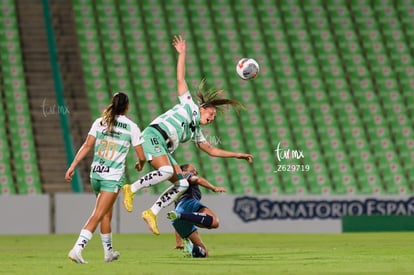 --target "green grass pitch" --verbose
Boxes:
[1,233,414,274]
